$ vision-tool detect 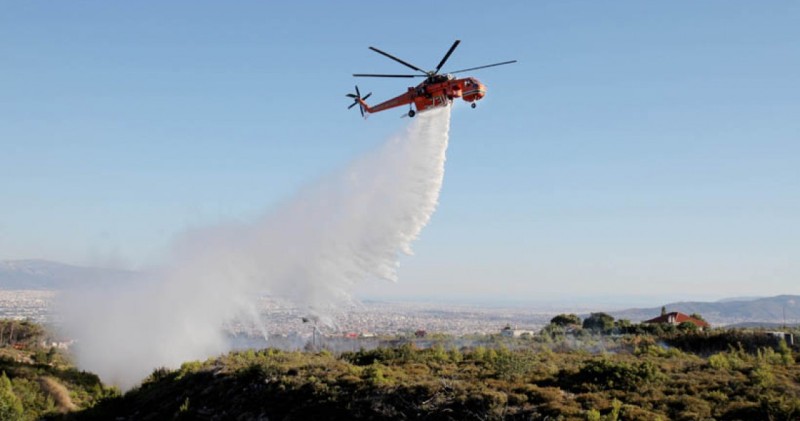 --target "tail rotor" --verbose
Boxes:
[346,85,371,117]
